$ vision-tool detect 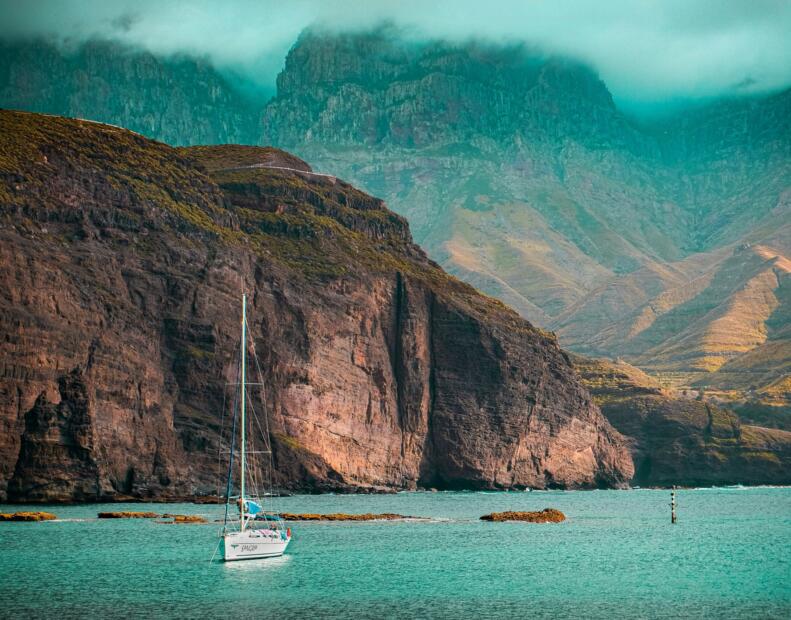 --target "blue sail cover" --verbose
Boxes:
[245,500,262,515]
